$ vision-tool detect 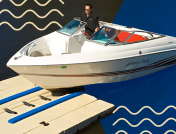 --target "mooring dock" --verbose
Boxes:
[0,76,114,134]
